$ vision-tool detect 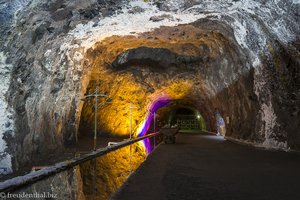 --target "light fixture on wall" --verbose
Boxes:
[81,86,112,151]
